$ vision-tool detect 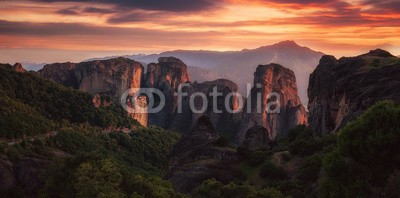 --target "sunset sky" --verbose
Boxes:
[0,0,399,63]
